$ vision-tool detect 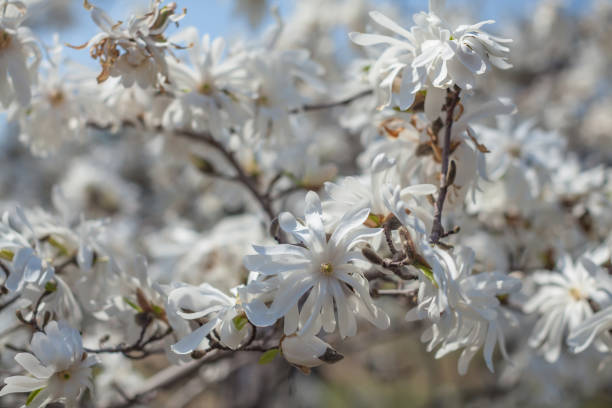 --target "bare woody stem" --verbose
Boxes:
[289,89,373,114]
[87,121,276,221]
[430,86,461,244]
[175,129,276,221]
[86,90,374,224]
